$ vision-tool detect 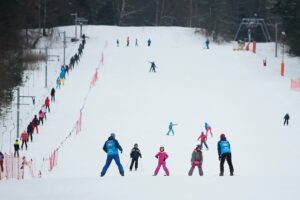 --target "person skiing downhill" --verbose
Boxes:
[167,122,177,136]
[188,145,204,176]
[153,146,170,176]
[27,122,33,142]
[205,38,210,49]
[198,132,209,150]
[126,37,130,47]
[218,133,234,176]
[205,122,213,137]
[100,133,124,177]
[147,39,151,47]
[116,39,119,47]
[149,62,157,72]
[129,143,142,171]
[284,113,290,126]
